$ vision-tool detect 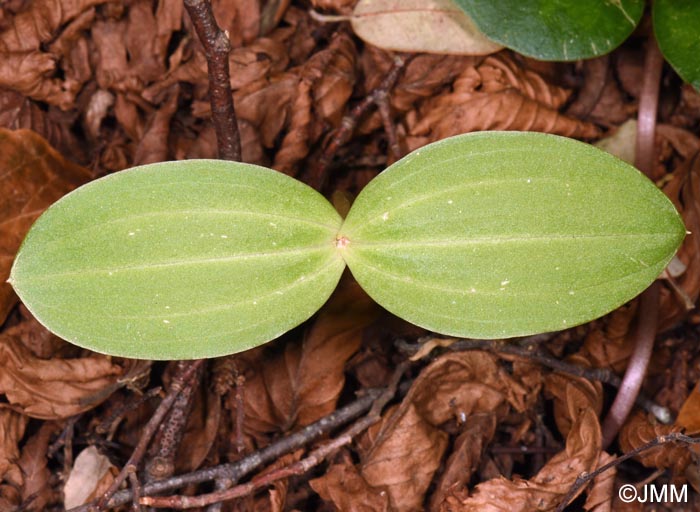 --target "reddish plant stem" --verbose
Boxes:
[600,36,665,450]
[184,0,241,161]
